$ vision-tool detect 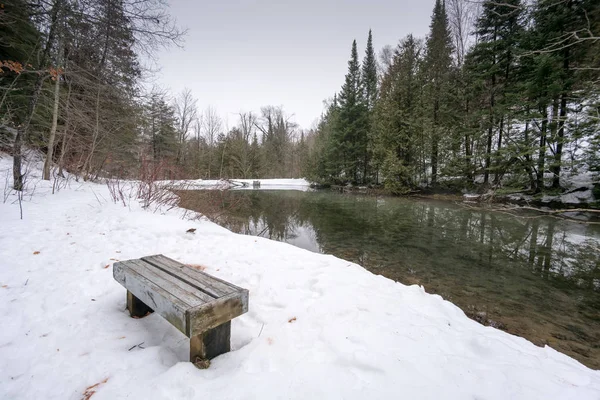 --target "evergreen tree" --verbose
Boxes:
[361,29,378,183]
[147,92,177,163]
[335,39,368,183]
[0,0,41,124]
[423,0,455,185]
[373,35,424,192]
[527,0,599,189]
[362,30,378,112]
[467,0,525,185]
